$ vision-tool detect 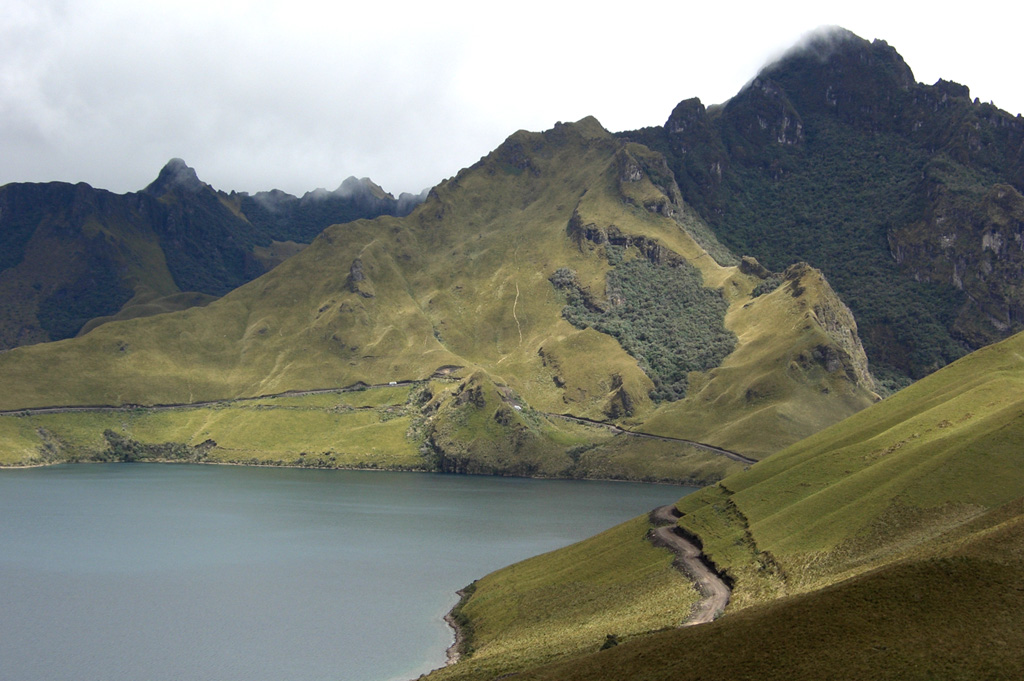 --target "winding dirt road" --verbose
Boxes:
[649,504,731,626]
